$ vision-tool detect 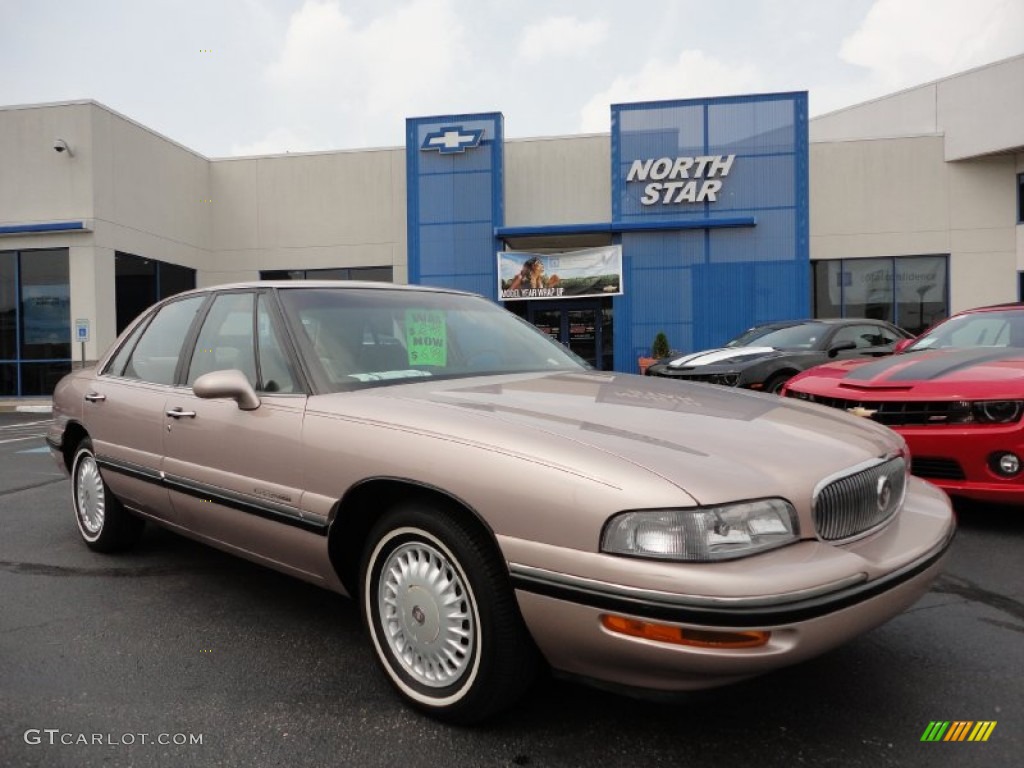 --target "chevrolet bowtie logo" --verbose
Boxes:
[421,125,484,154]
[847,406,878,418]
